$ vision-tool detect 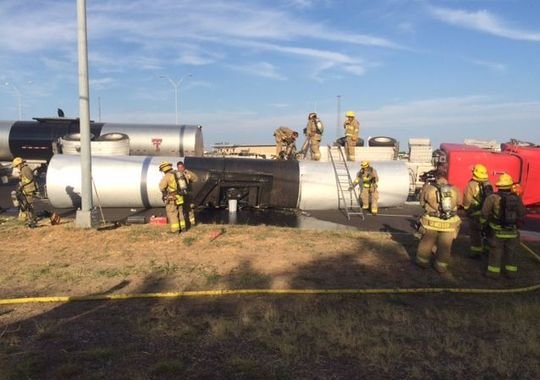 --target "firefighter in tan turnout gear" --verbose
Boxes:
[159,161,183,234]
[303,112,324,160]
[481,173,527,279]
[11,157,37,228]
[415,173,462,274]
[176,161,199,230]
[274,127,299,159]
[343,111,360,161]
[463,164,493,258]
[350,160,379,215]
